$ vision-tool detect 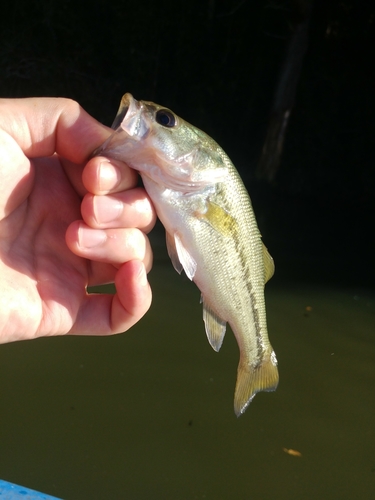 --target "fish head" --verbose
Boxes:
[95,93,228,191]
